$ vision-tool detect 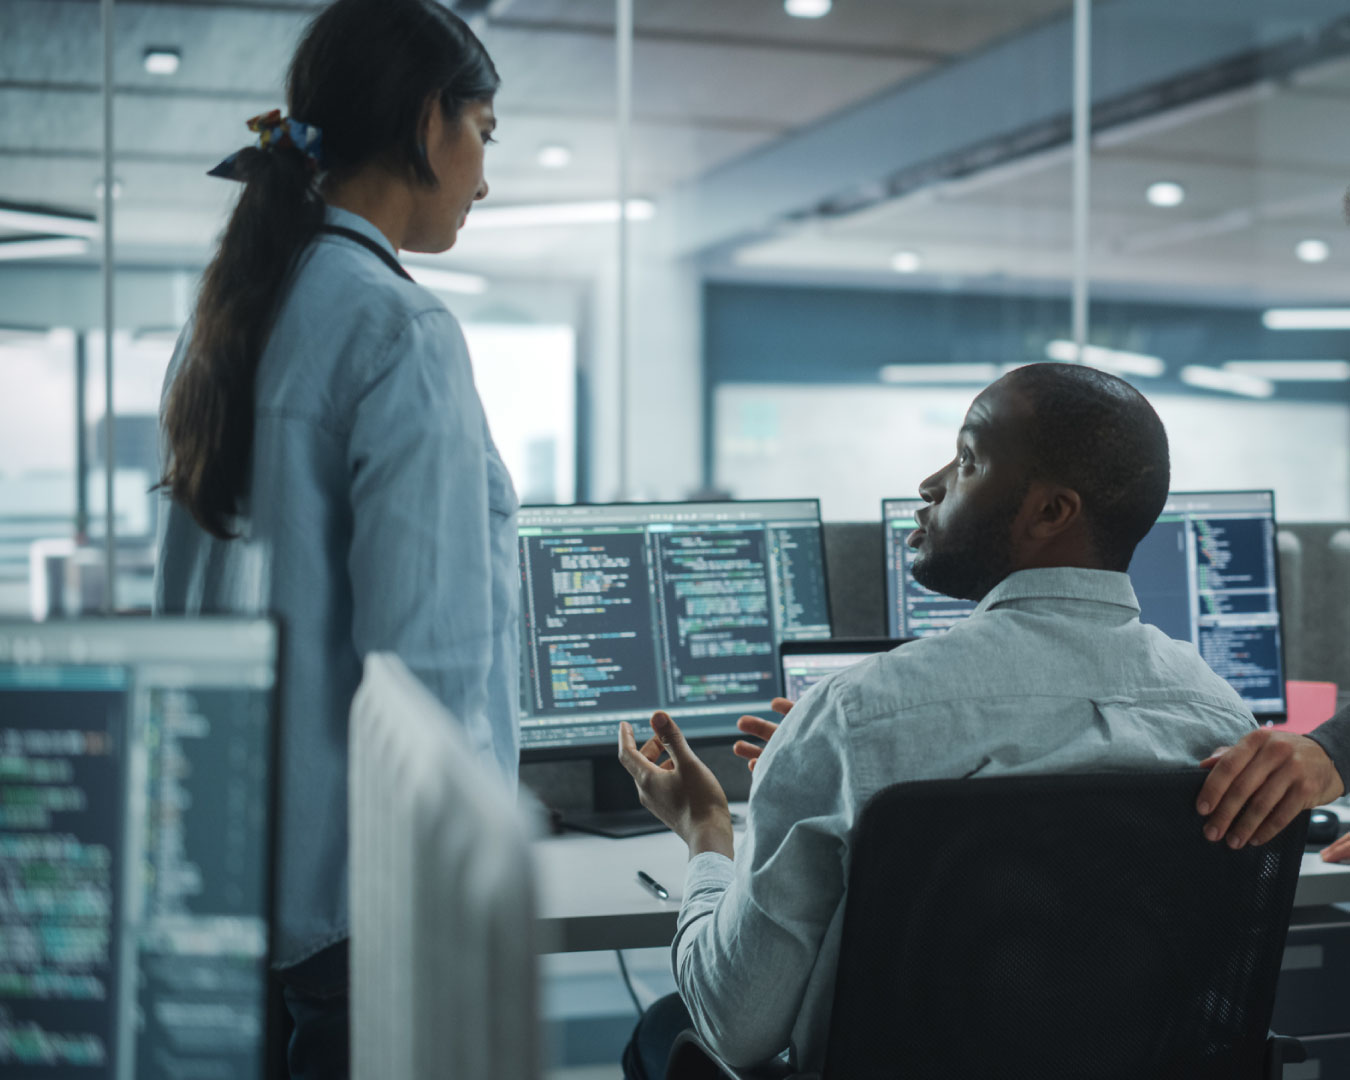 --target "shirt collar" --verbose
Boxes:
[322,204,399,261]
[973,566,1141,615]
